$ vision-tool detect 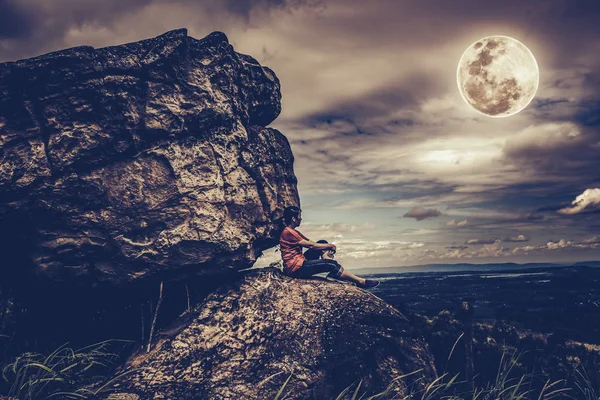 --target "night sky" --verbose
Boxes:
[1,0,599,268]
